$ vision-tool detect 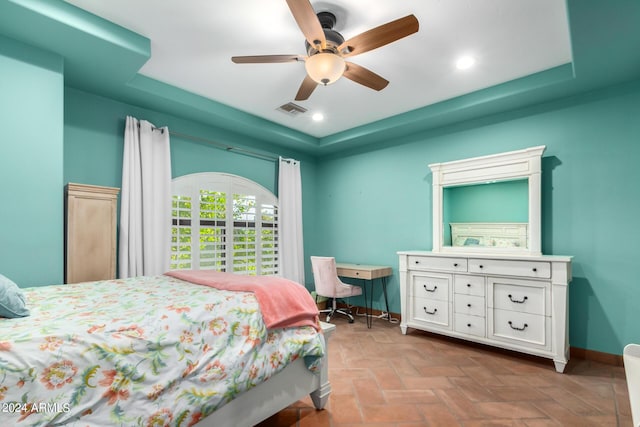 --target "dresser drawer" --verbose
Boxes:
[411,297,450,328]
[454,313,486,338]
[468,258,551,279]
[408,255,467,273]
[454,294,485,317]
[411,273,450,301]
[490,309,549,349]
[454,274,485,296]
[490,279,549,316]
